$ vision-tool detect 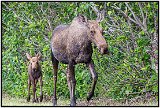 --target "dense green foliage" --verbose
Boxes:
[2,2,158,100]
